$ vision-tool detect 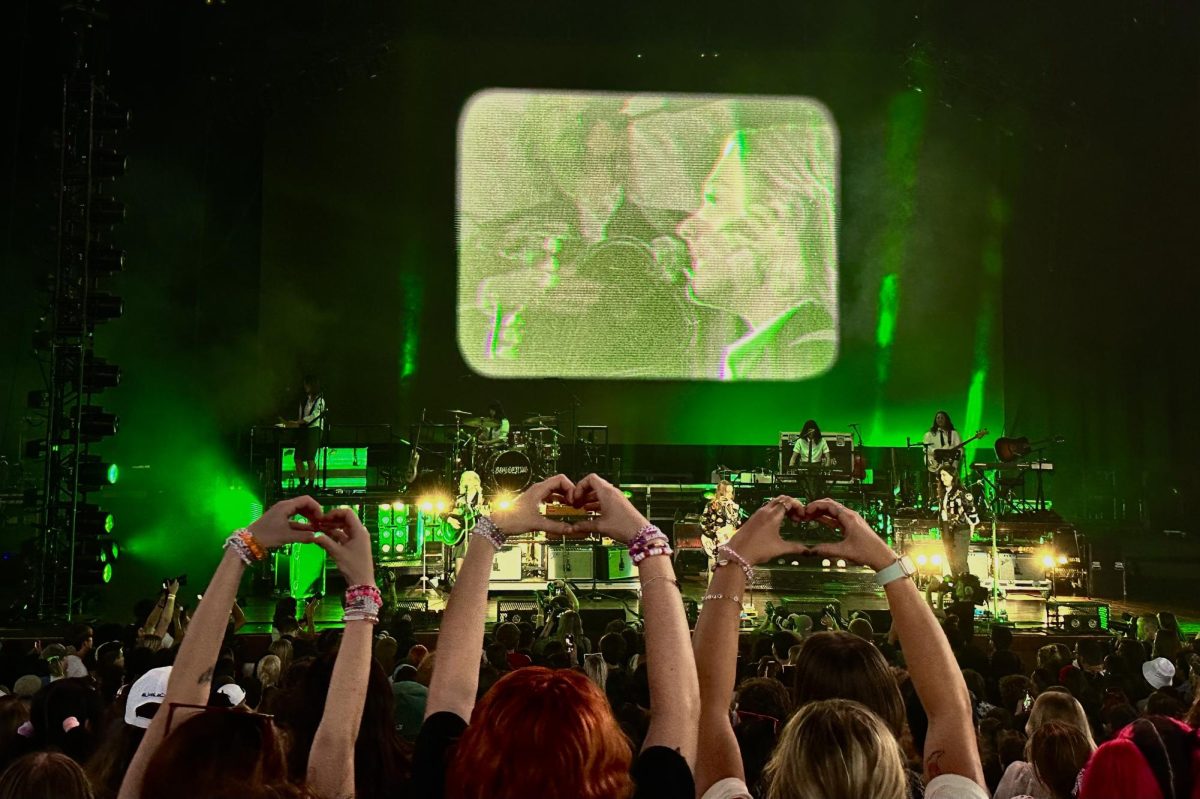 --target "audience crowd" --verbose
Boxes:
[0,475,1197,798]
